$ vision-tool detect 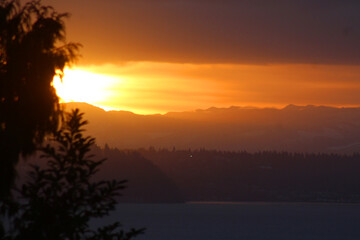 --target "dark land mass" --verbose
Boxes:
[18,147,360,203]
[139,148,360,203]
[17,146,183,203]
